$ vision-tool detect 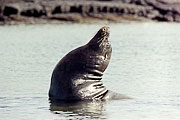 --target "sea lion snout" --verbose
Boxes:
[88,26,111,49]
[100,26,109,32]
[99,26,110,37]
